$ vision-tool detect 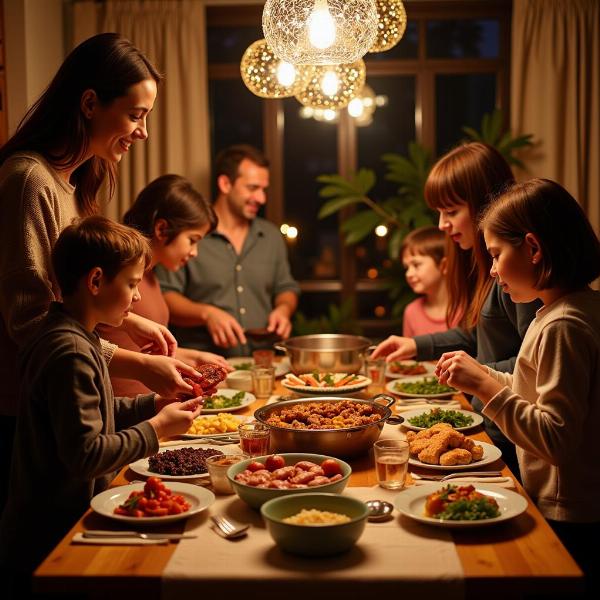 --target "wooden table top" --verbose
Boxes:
[34,376,583,599]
